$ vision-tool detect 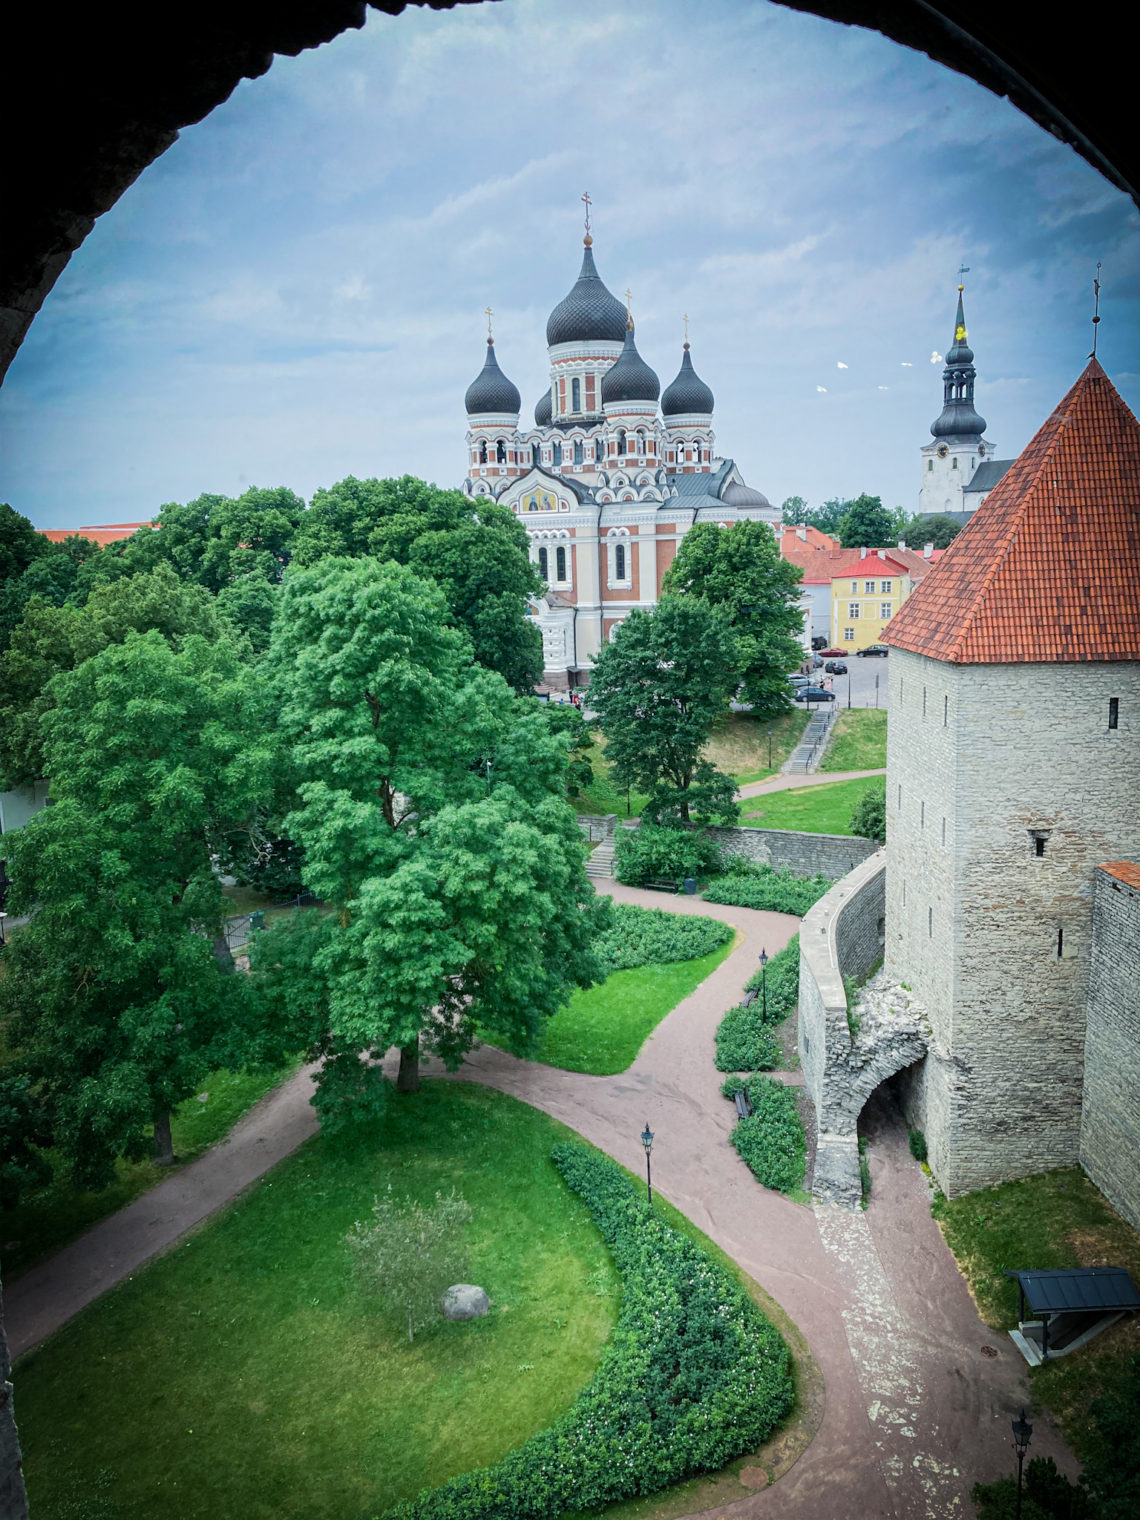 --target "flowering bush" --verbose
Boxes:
[389,1143,794,1519]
